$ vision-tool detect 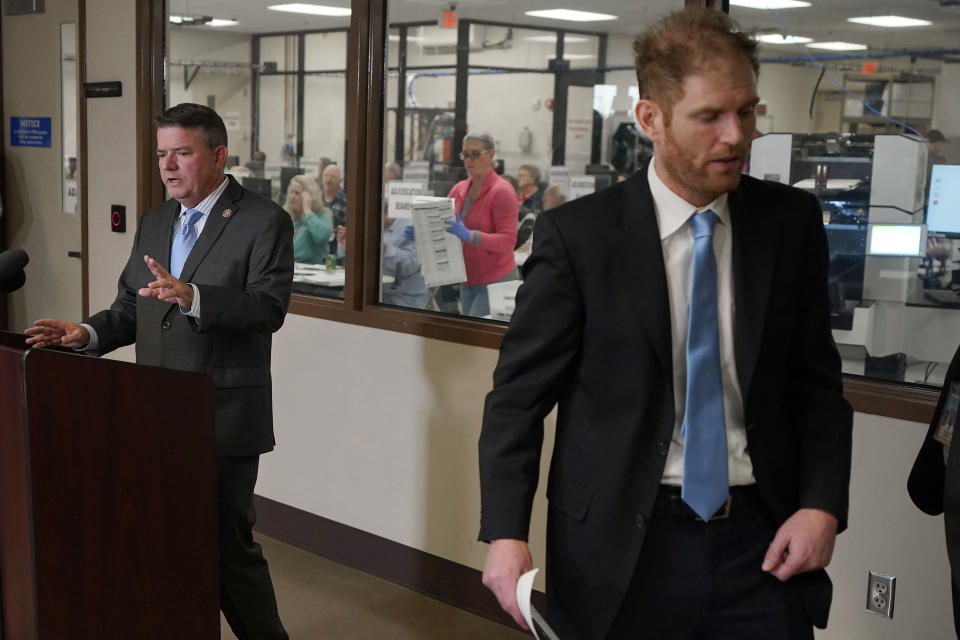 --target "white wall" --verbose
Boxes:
[3,3,82,331]
[72,1,960,636]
